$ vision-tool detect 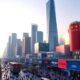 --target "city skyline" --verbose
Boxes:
[0,0,80,57]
